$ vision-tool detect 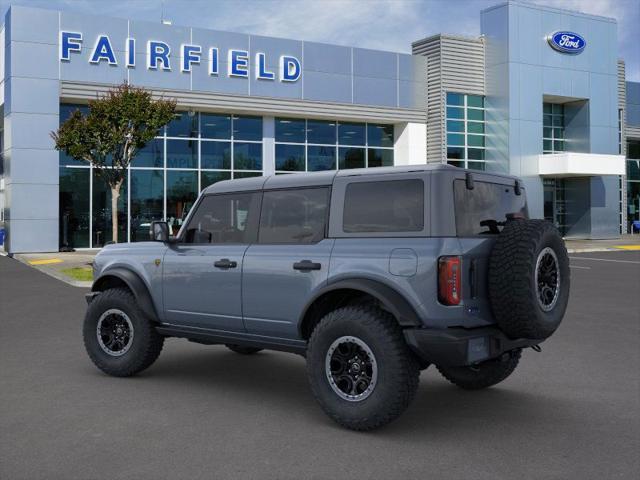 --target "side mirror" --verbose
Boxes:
[150,221,170,242]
